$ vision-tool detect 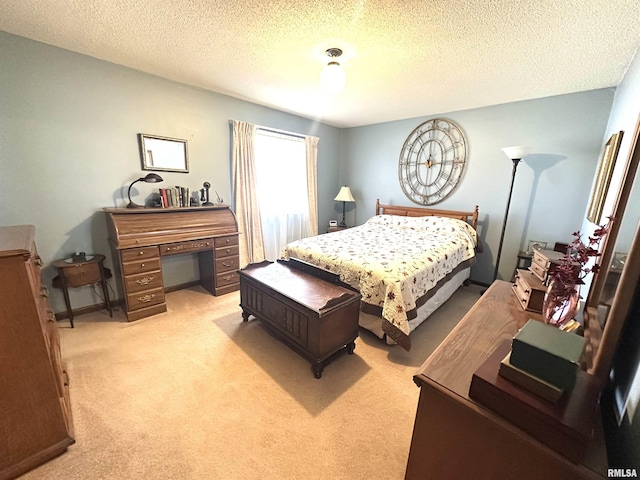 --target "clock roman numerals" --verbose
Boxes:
[398,119,467,206]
